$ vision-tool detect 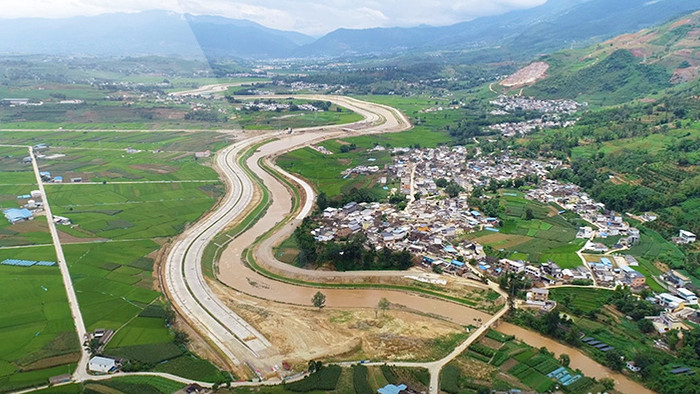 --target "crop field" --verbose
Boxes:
[571,126,700,160]
[468,192,583,266]
[549,287,613,313]
[277,146,393,198]
[0,130,230,152]
[37,148,220,183]
[61,239,163,331]
[84,375,186,394]
[233,100,363,130]
[153,354,225,382]
[0,246,80,391]
[629,227,686,267]
[48,182,221,239]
